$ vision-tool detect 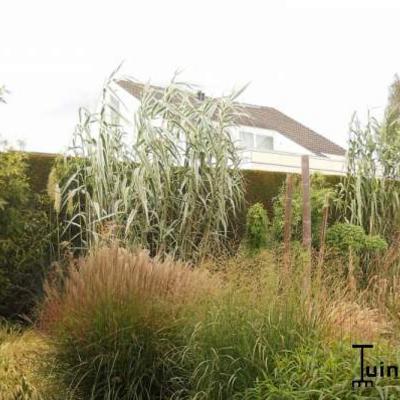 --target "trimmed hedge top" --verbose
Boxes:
[24,152,342,212]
